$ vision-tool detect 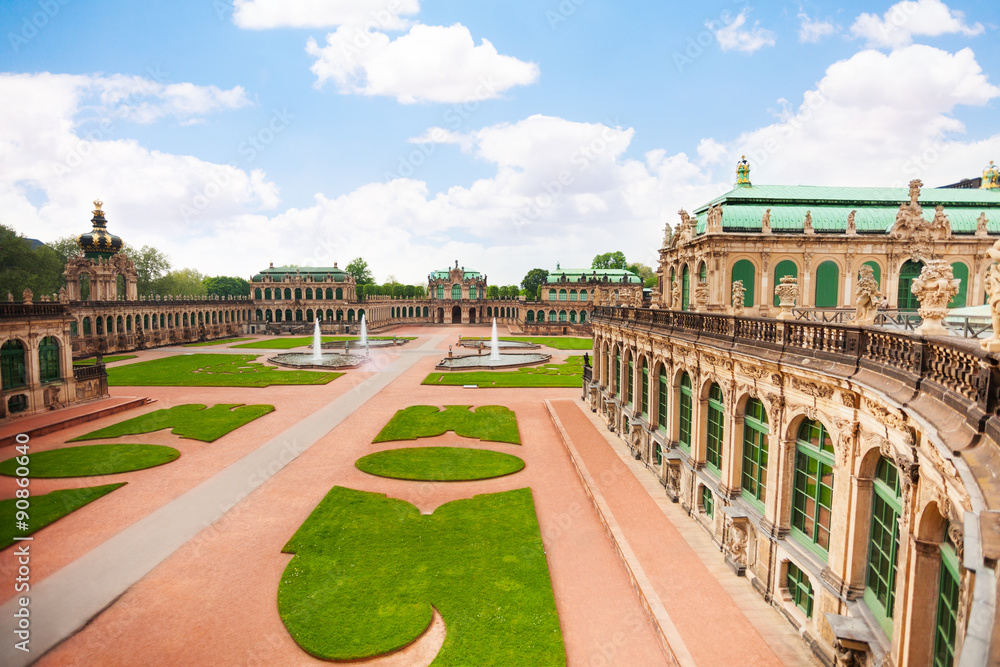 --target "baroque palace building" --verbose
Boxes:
[589,159,1000,666]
